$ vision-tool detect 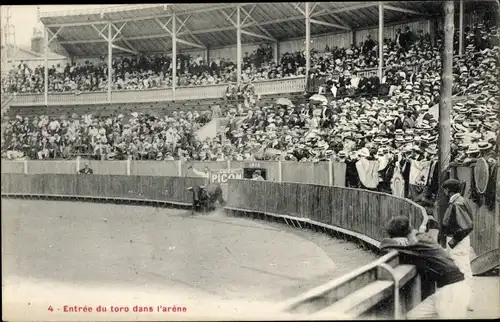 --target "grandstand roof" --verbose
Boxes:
[38,2,486,57]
